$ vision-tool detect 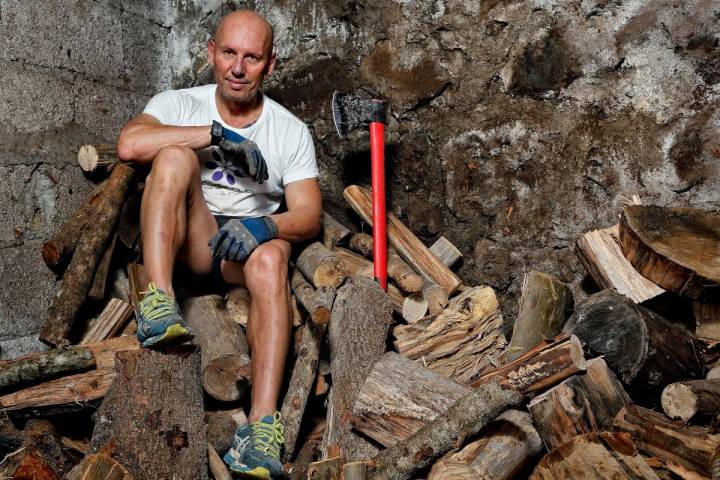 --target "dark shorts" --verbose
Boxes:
[209,214,243,288]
